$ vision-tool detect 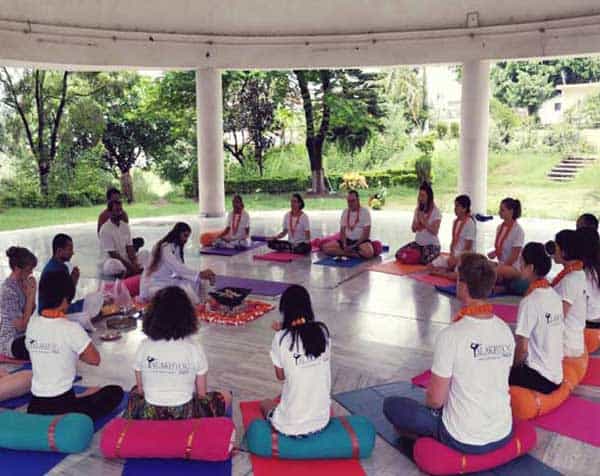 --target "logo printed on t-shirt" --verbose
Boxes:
[291,351,329,367]
[469,341,512,360]
[146,355,191,375]
[28,338,60,354]
[545,312,561,325]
